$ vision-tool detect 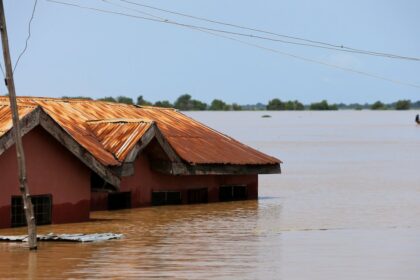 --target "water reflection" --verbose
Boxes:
[1,201,274,279]
[1,111,420,279]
